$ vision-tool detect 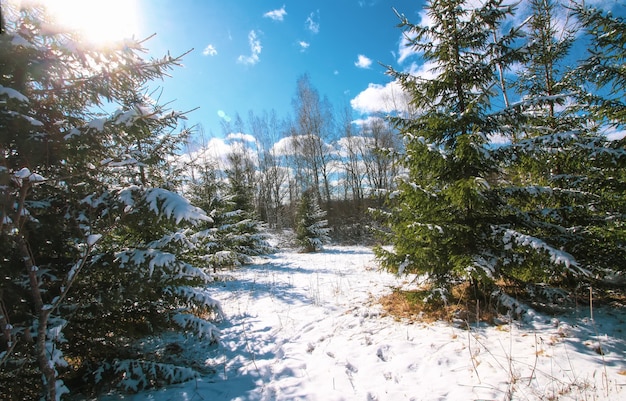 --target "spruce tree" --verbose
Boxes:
[375,0,519,299]
[296,188,331,252]
[222,138,273,263]
[377,0,626,307]
[0,4,222,398]
[491,0,626,293]
[186,146,272,273]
